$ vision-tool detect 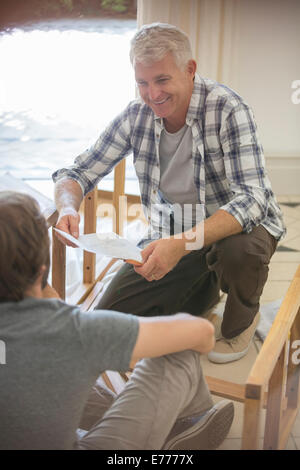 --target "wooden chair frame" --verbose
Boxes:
[206,267,300,449]
[51,161,127,305]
